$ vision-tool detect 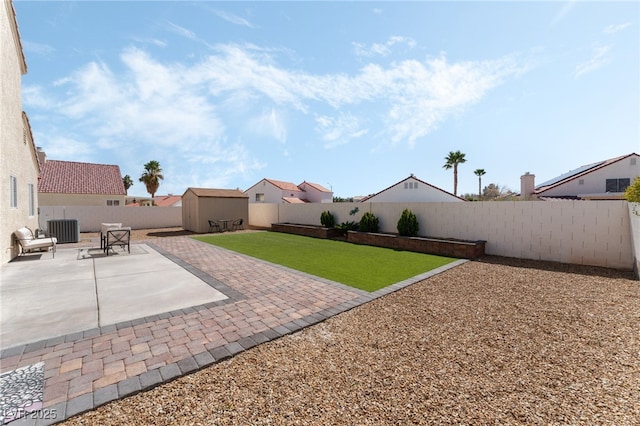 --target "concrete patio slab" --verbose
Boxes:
[0,243,226,349]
